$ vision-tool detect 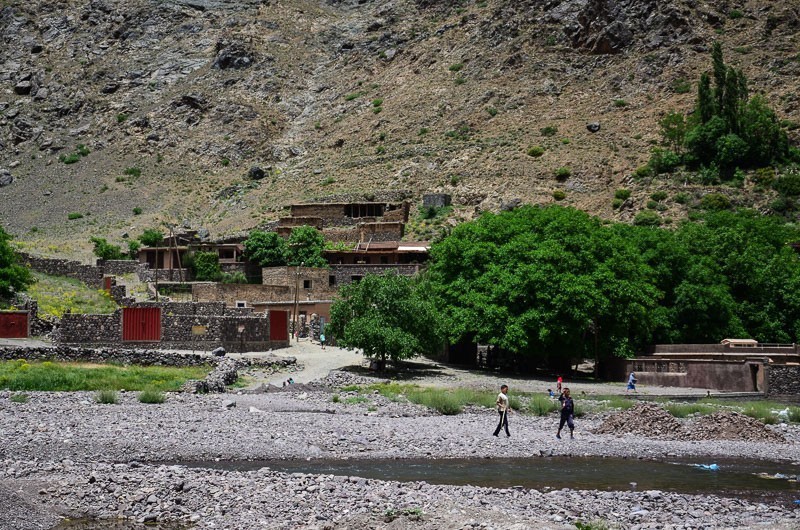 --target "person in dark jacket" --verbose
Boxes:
[556,387,575,440]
